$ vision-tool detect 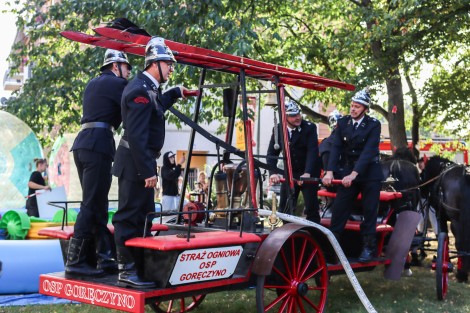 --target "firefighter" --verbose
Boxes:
[112,37,188,288]
[322,88,383,262]
[65,49,131,278]
[319,109,343,170]
[267,100,321,223]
